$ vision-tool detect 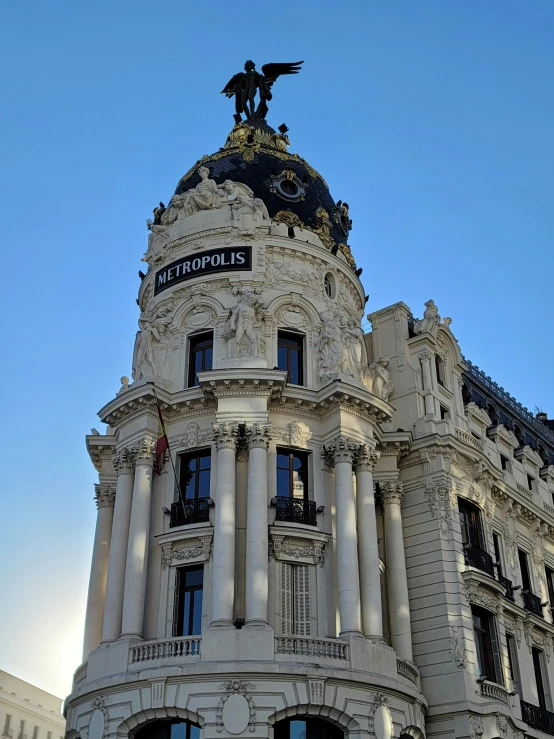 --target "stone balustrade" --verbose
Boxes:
[129,637,202,664]
[396,658,419,687]
[480,680,511,706]
[275,636,349,661]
